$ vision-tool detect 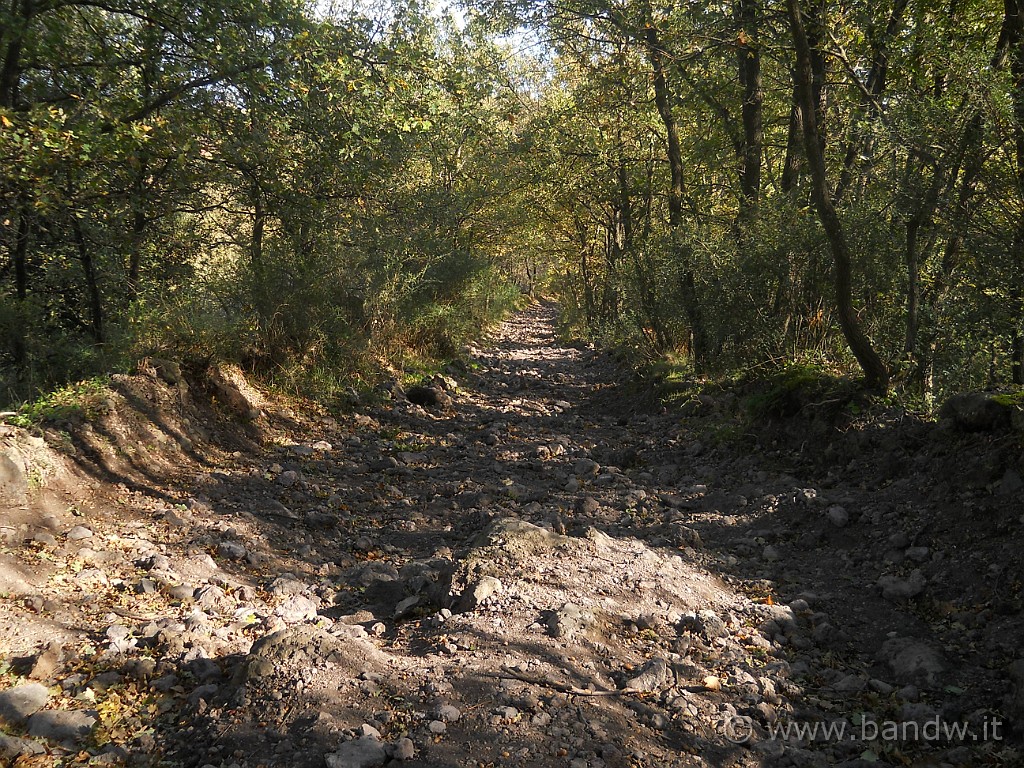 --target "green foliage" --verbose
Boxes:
[9,377,110,428]
[637,354,695,407]
[126,288,256,369]
[403,264,524,356]
[5,0,1024,411]
[743,365,852,422]
[0,0,535,408]
[0,292,118,408]
[472,0,1024,402]
[991,391,1024,408]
